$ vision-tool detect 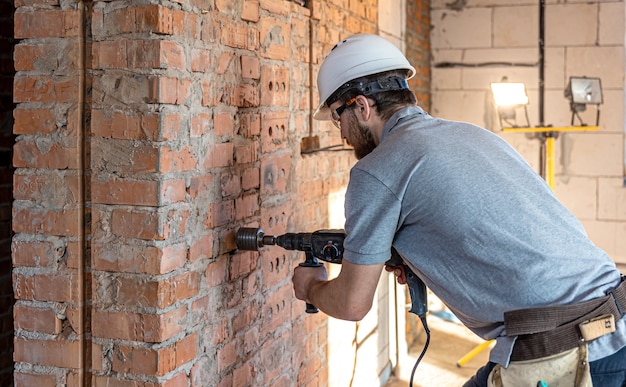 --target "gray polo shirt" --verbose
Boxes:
[341,105,626,366]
